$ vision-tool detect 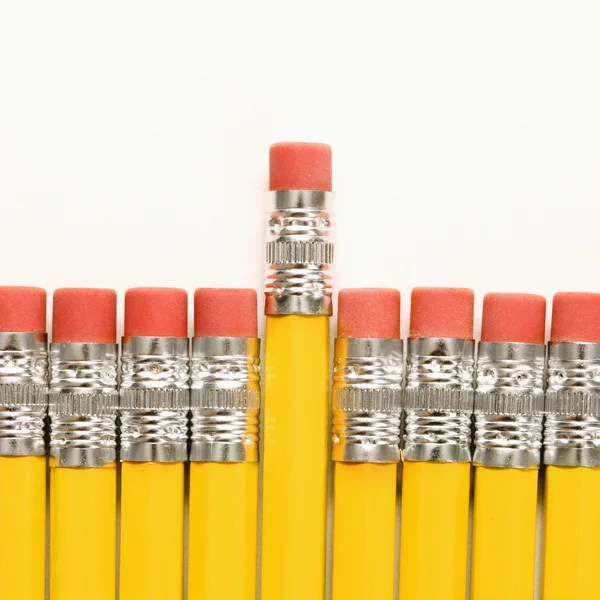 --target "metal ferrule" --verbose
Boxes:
[49,343,118,468]
[264,189,335,316]
[474,342,545,469]
[544,342,600,468]
[190,337,260,463]
[120,336,190,463]
[403,338,475,463]
[0,332,48,457]
[332,338,403,463]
